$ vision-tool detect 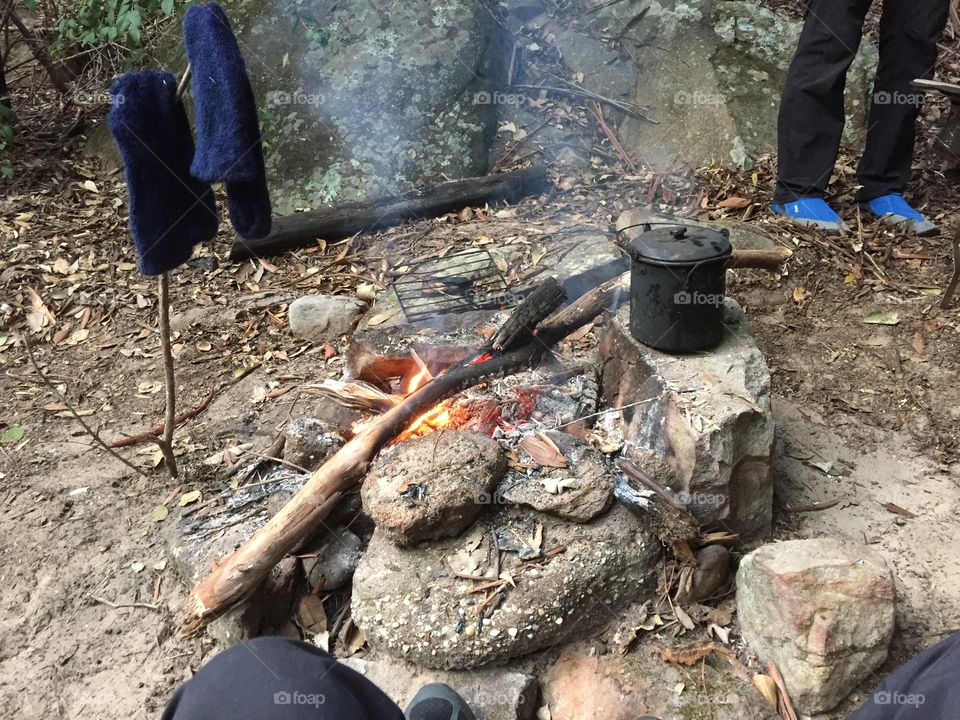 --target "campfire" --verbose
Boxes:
[182,235,787,635]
